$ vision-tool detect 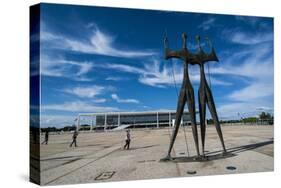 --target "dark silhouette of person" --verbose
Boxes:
[123,130,131,150]
[41,129,49,145]
[190,36,227,156]
[70,130,78,147]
